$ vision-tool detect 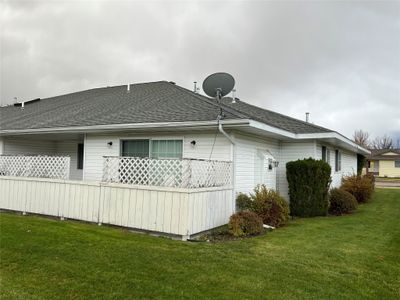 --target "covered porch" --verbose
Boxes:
[0,134,84,180]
